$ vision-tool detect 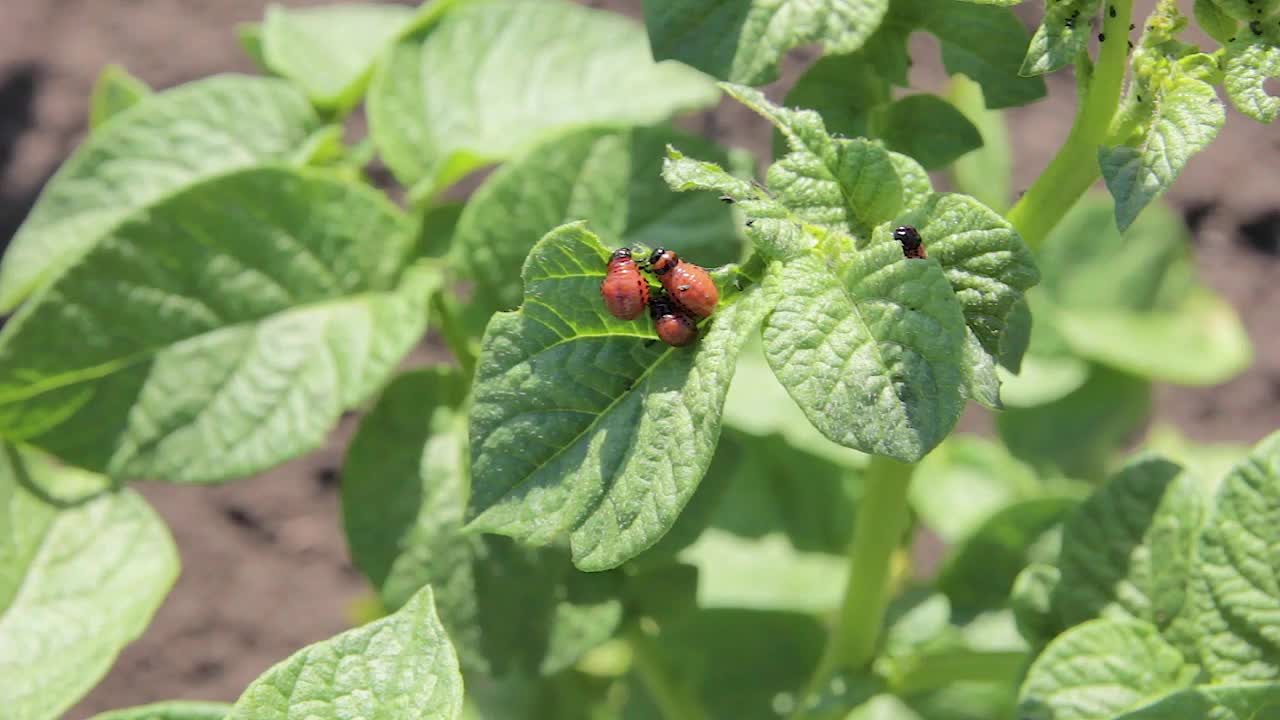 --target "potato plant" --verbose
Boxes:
[0,0,1277,718]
